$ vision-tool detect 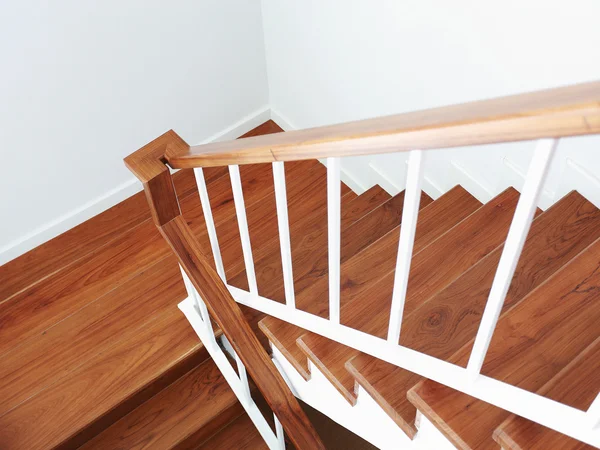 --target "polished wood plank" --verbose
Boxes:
[197,413,268,450]
[167,81,600,168]
[81,359,243,450]
[262,186,481,387]
[346,190,600,438]
[408,236,600,449]
[341,186,391,228]
[0,307,208,450]
[494,337,600,450]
